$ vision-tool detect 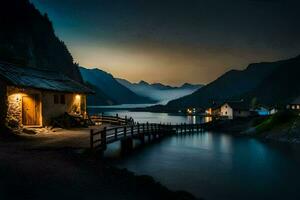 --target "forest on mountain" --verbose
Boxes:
[0,0,82,82]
